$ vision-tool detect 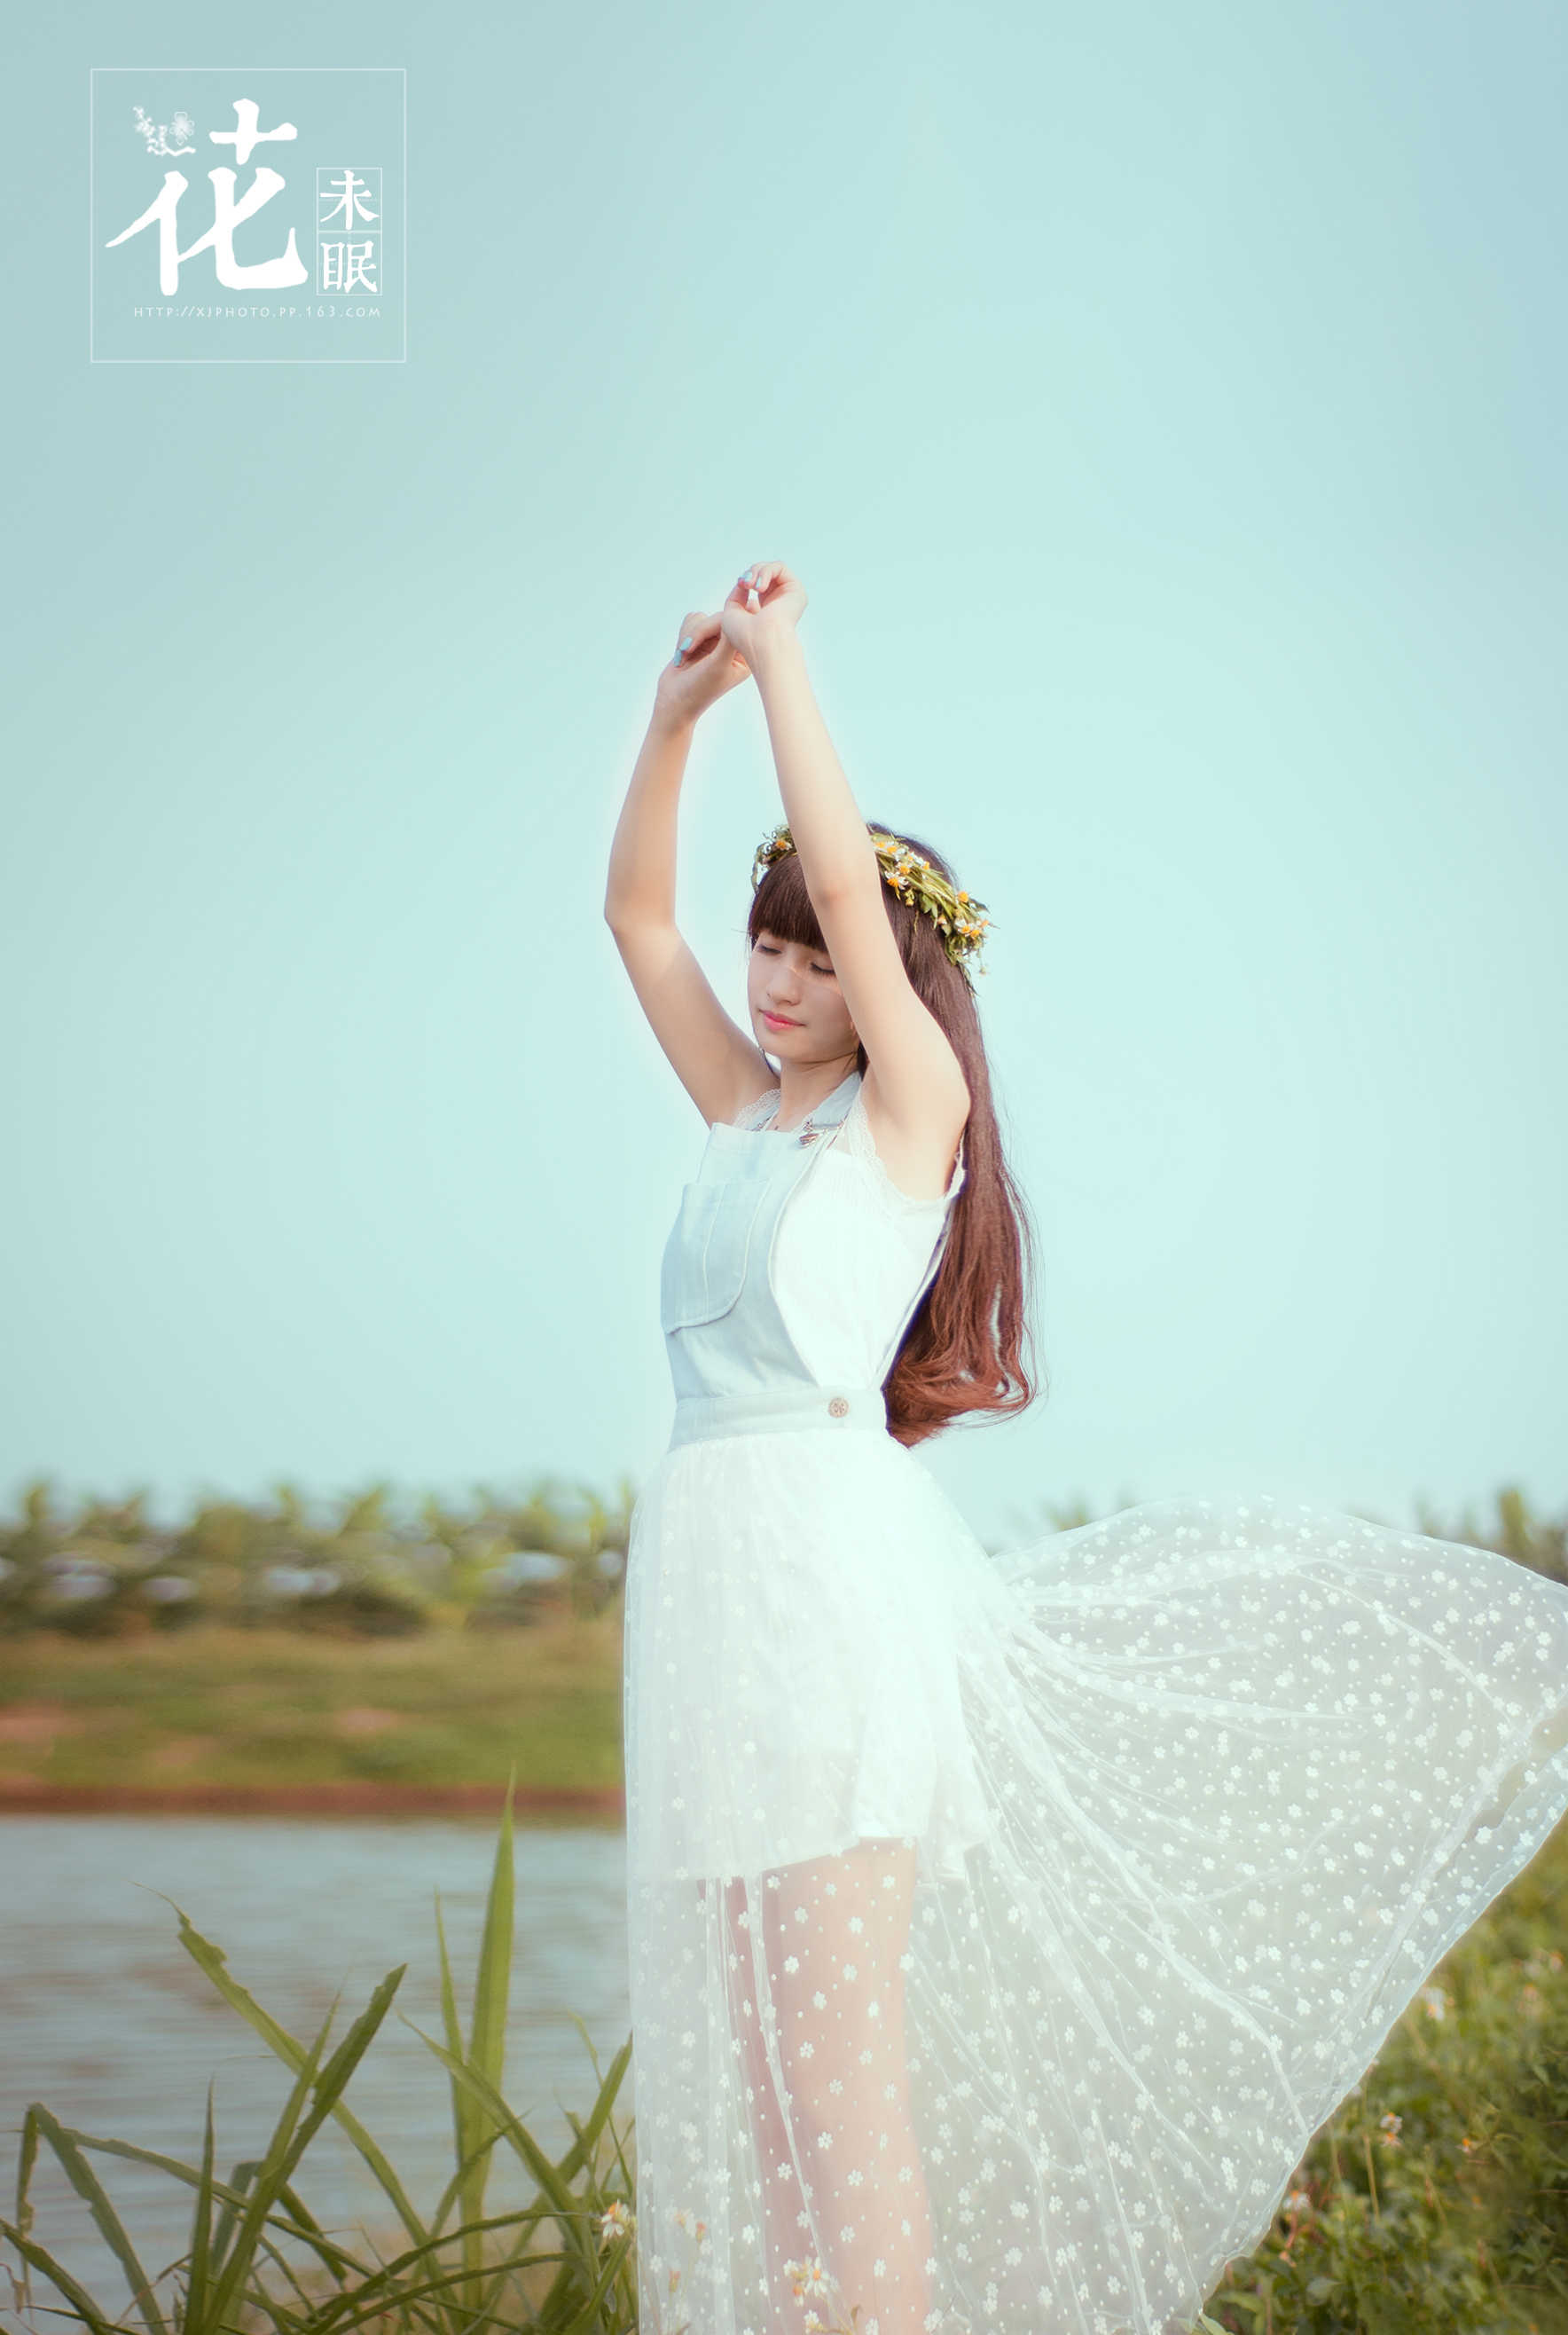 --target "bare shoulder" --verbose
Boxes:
[726,1081,781,1129]
[703,1041,781,1126]
[675,1058,780,1130]
[858,1062,969,1204]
